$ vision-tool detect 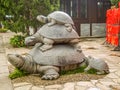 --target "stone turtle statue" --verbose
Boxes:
[25,24,81,52]
[37,11,75,32]
[84,56,109,74]
[7,44,85,80]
